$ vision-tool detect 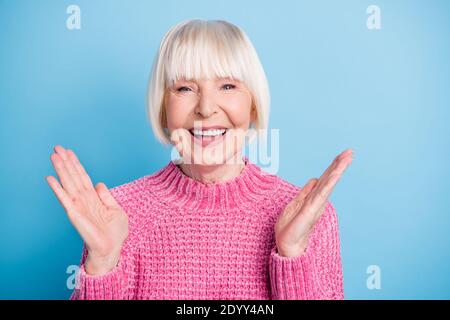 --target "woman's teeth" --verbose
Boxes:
[192,129,227,137]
